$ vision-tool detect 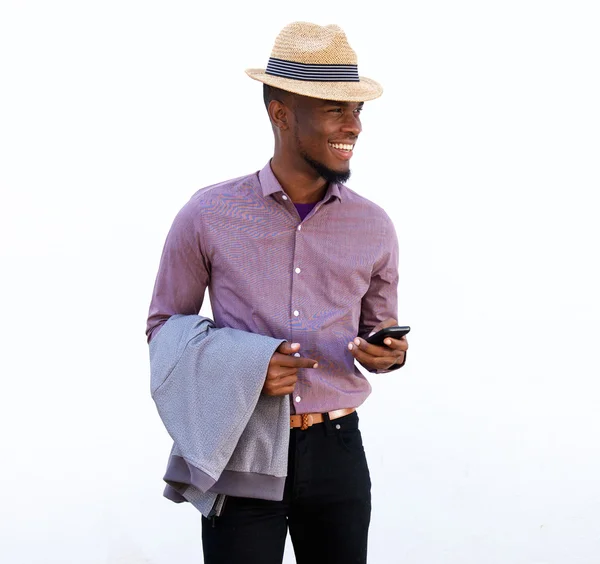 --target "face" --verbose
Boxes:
[288,95,364,184]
